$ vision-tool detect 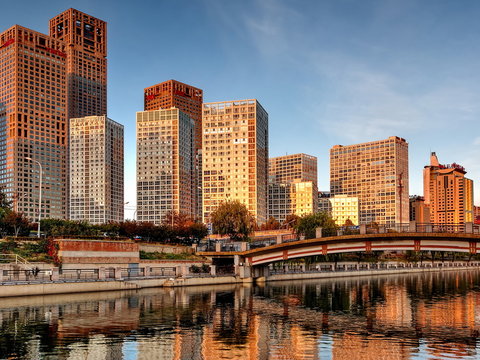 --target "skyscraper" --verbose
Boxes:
[49,9,107,119]
[330,136,409,225]
[69,115,123,224]
[202,99,268,224]
[423,152,473,224]
[136,108,195,225]
[144,80,203,219]
[269,153,317,186]
[0,25,68,219]
[268,153,318,222]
